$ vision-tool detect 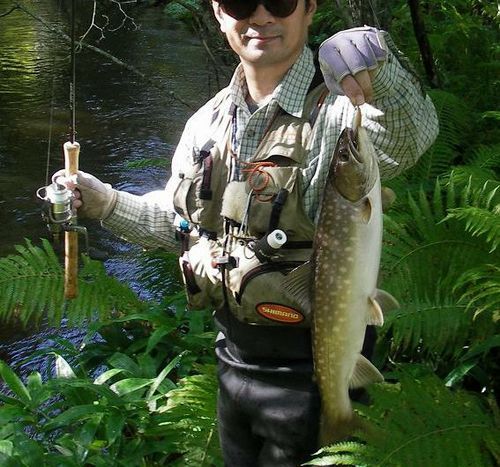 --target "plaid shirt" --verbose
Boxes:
[104,44,438,251]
